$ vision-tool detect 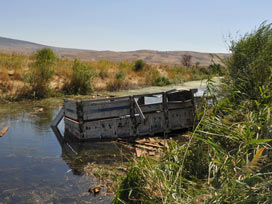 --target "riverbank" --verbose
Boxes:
[0,50,223,102]
[0,78,216,116]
